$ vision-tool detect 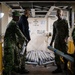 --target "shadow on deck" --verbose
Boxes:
[16,64,68,75]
